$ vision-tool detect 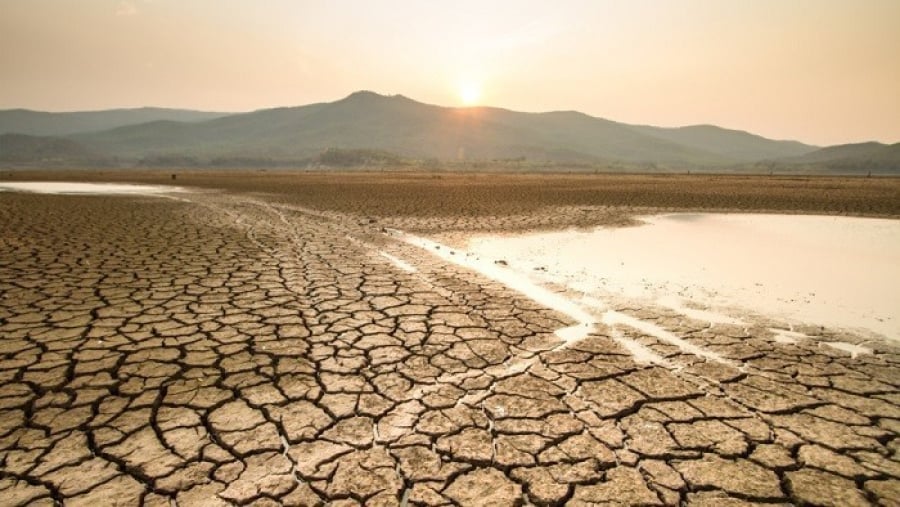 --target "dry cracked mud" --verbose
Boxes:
[1,179,899,506]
